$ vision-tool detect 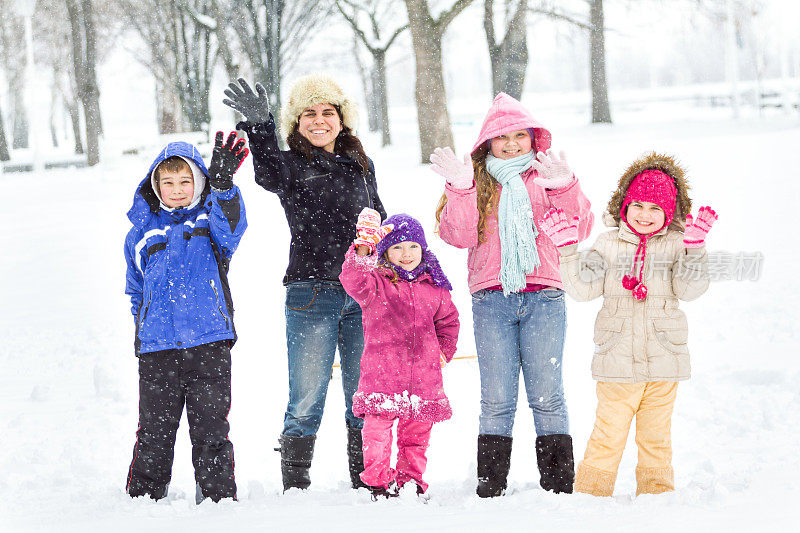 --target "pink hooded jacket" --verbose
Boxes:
[439,93,594,293]
[339,246,460,423]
